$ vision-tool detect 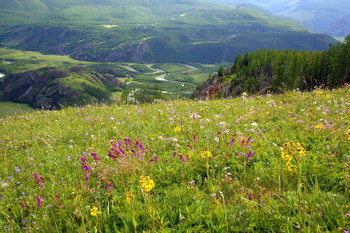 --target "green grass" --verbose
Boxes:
[0,86,349,232]
[0,101,34,118]
[0,48,93,73]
